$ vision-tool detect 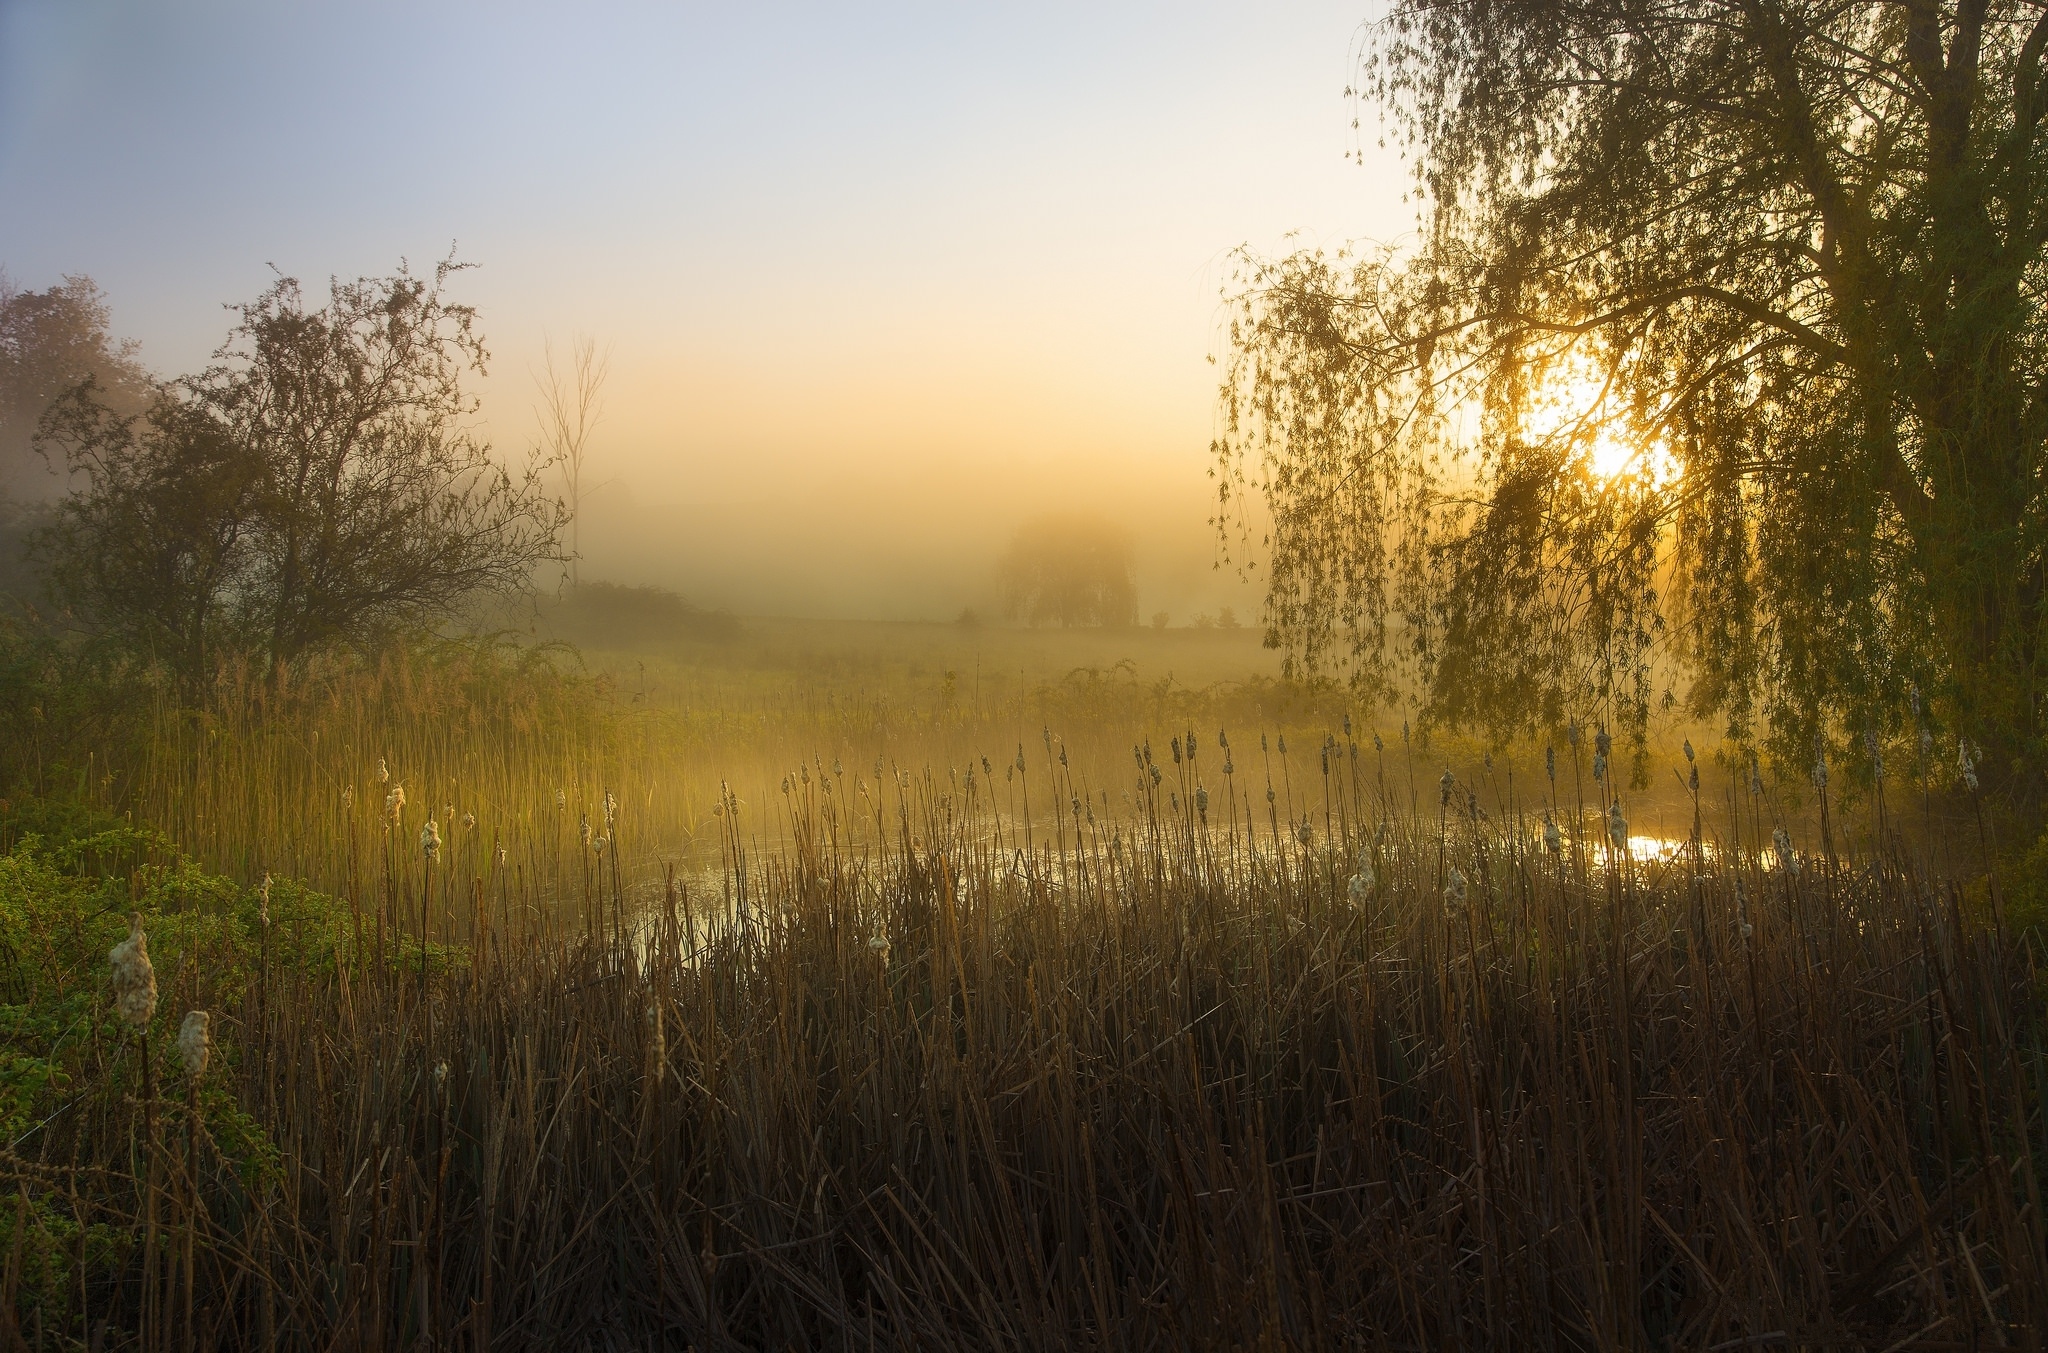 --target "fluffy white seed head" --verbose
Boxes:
[1444,865,1468,908]
[377,757,389,784]
[1608,800,1628,849]
[1543,814,1563,855]
[177,1010,210,1078]
[419,819,440,860]
[110,914,157,1030]
[1772,825,1798,875]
